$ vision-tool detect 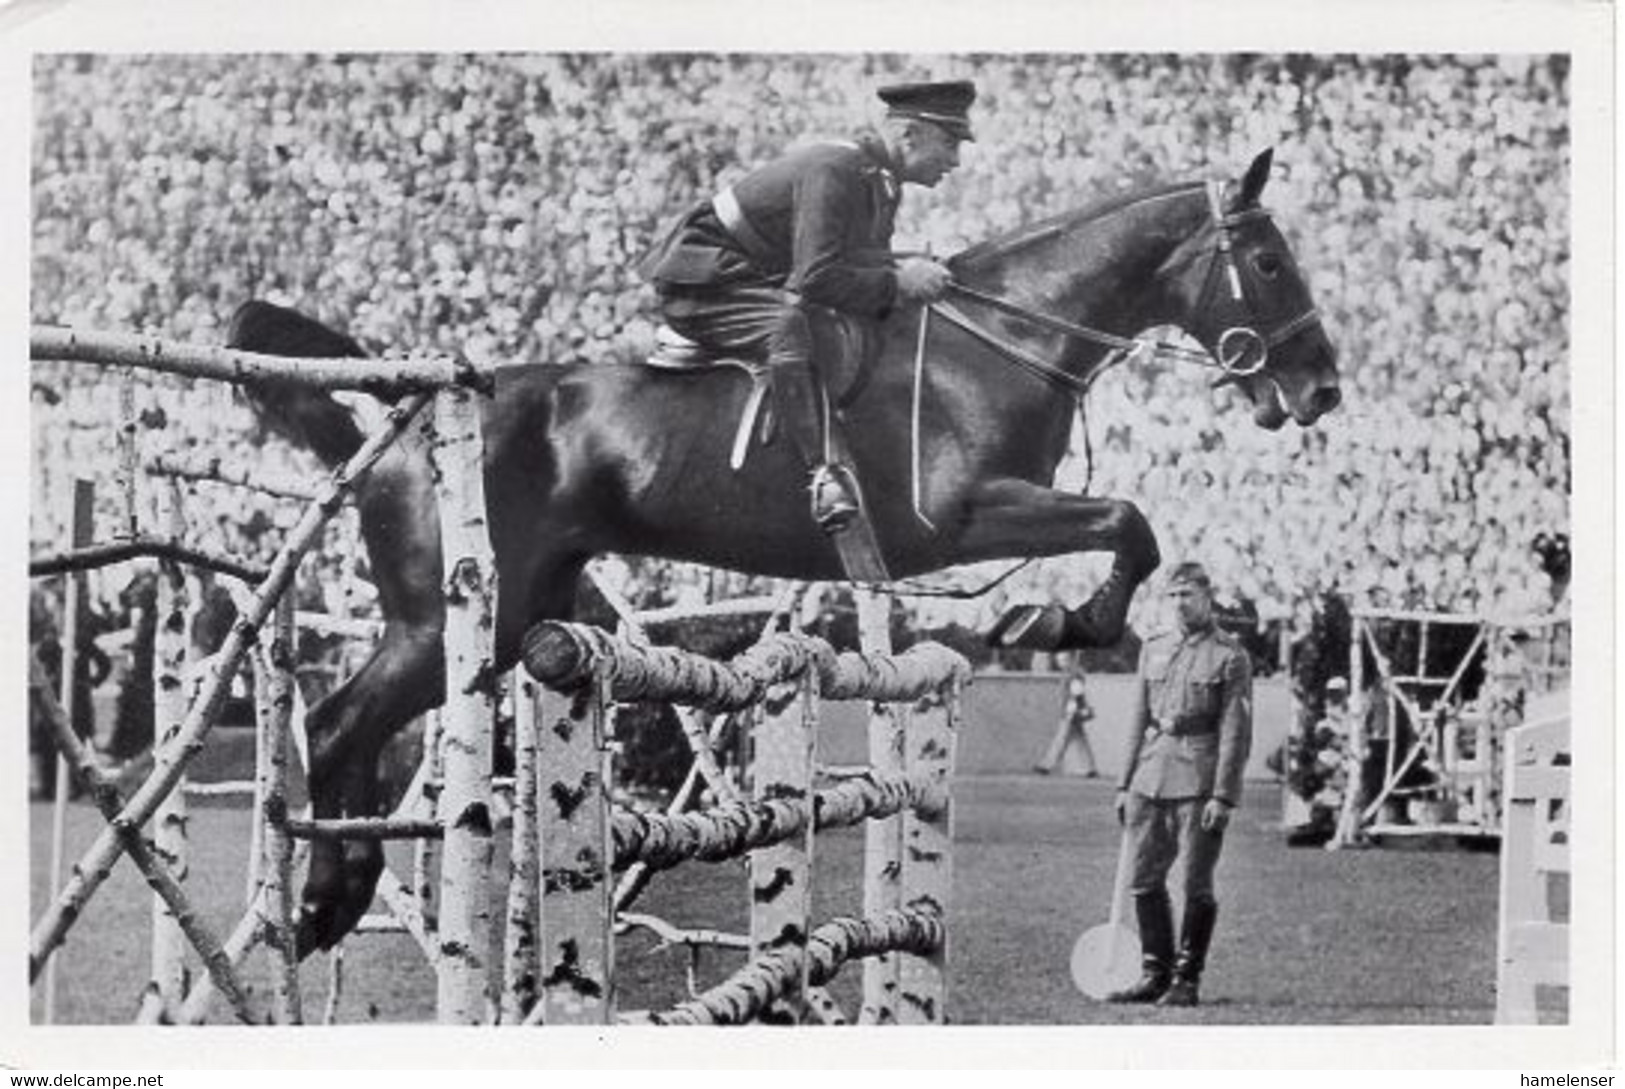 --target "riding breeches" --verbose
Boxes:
[657,284,811,365]
[1122,793,1226,904]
